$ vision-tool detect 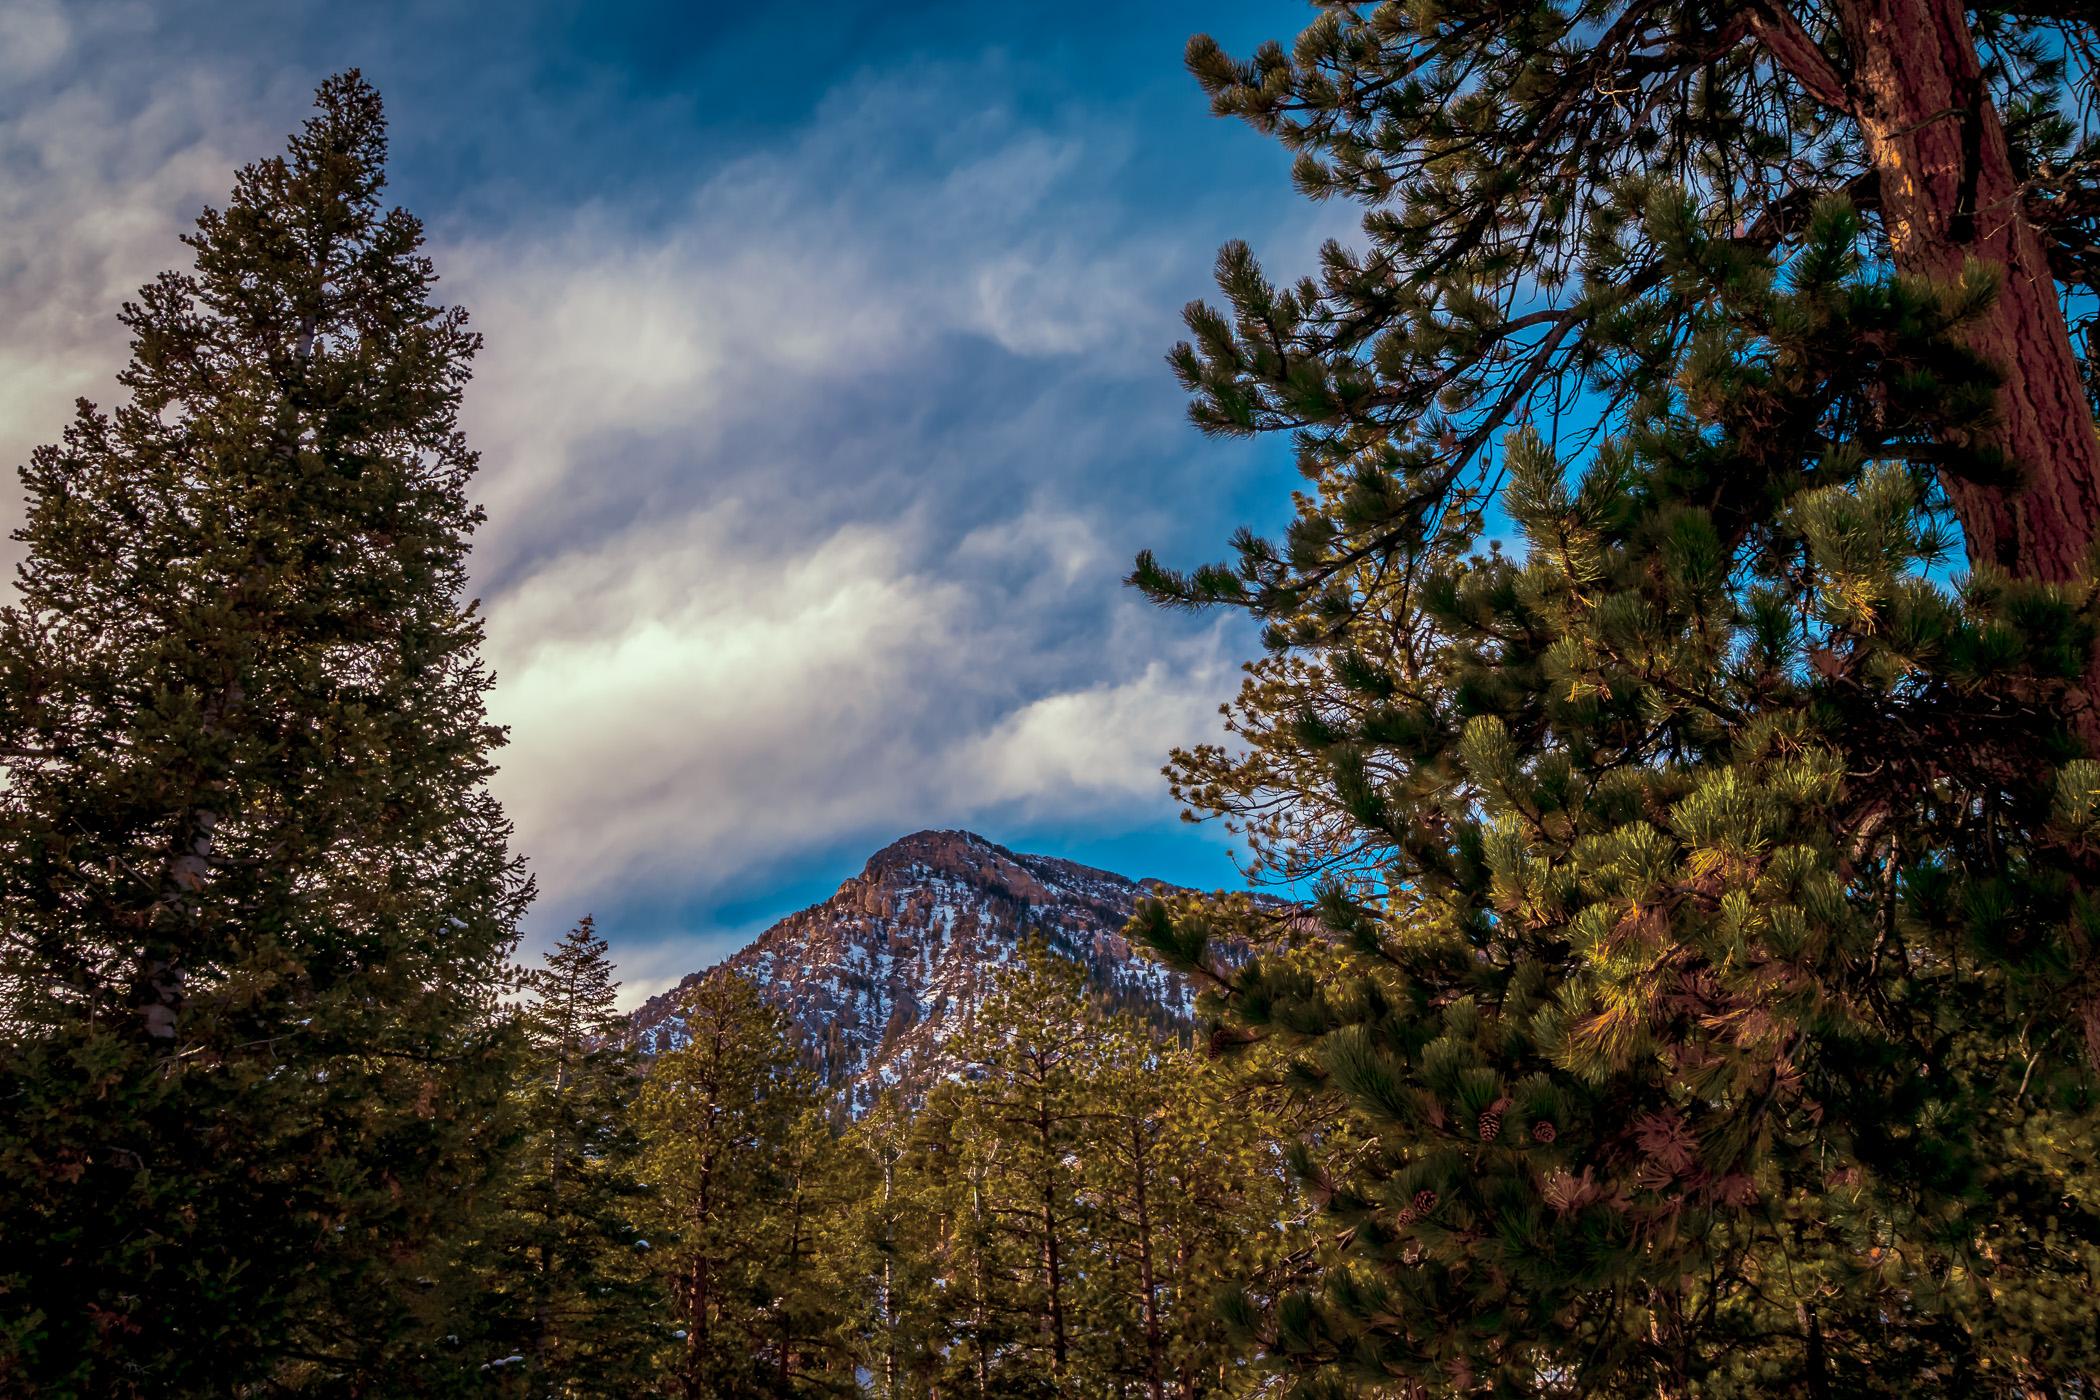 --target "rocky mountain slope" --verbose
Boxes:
[625,830,1213,1111]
